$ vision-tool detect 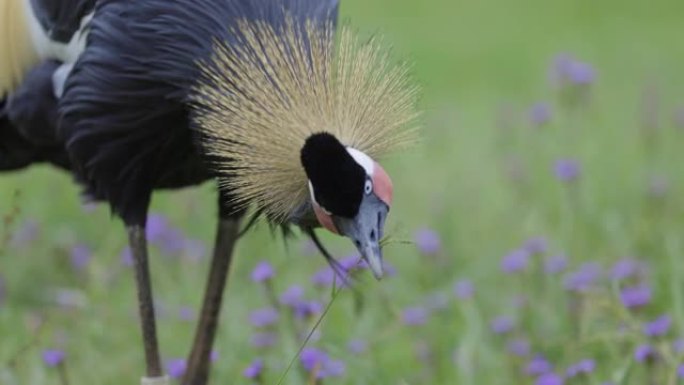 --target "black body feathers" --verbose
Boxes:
[57,0,339,224]
[1,61,70,171]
